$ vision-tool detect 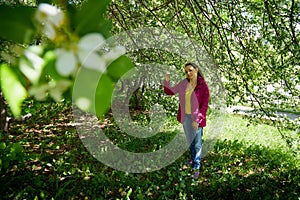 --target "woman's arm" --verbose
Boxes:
[193,82,210,124]
[199,83,209,116]
[164,74,181,95]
